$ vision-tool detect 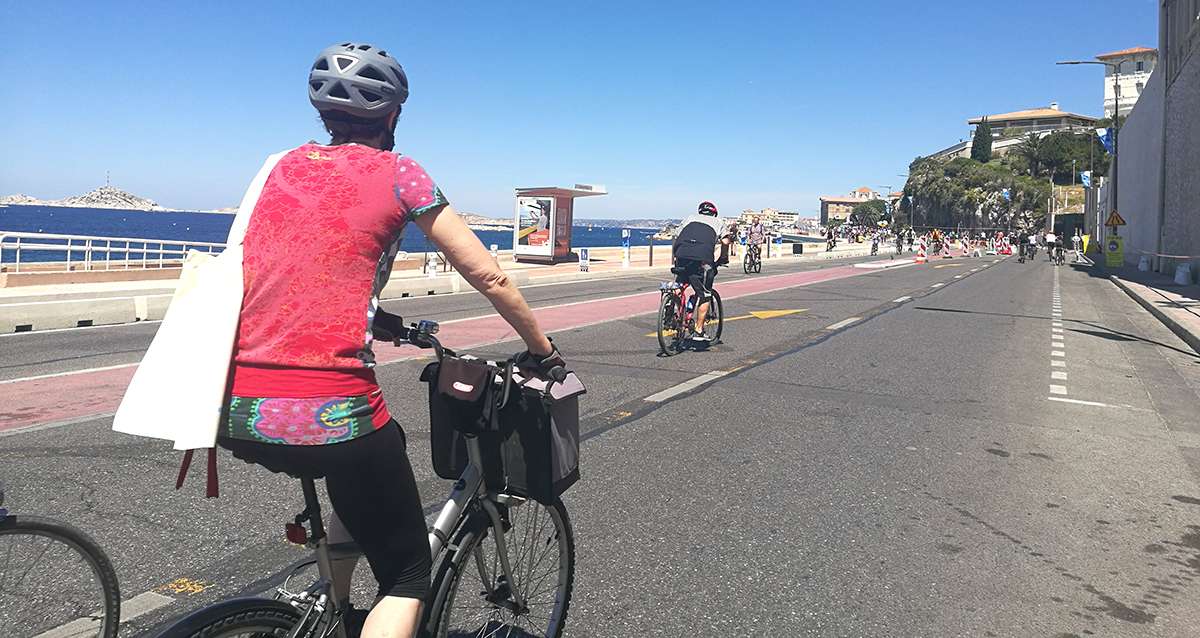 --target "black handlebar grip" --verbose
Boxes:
[547,366,568,383]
